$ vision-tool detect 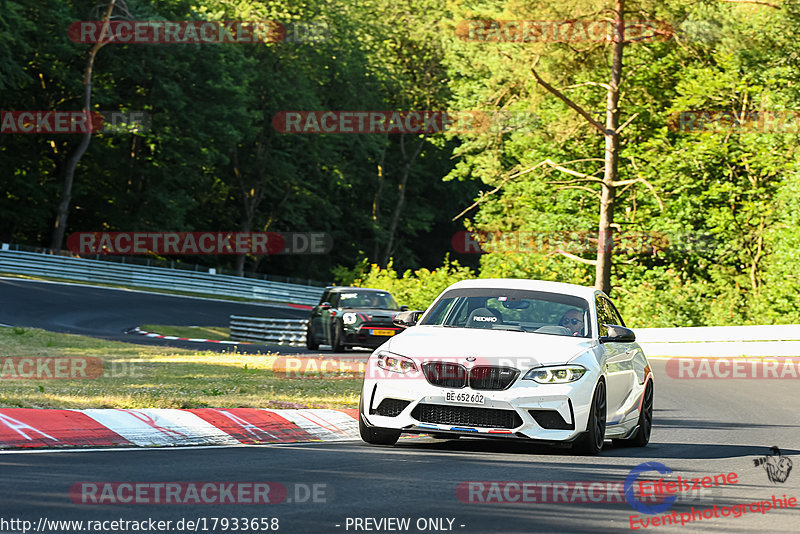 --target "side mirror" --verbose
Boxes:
[400,305,409,311]
[319,302,331,310]
[393,310,424,327]
[599,324,636,343]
